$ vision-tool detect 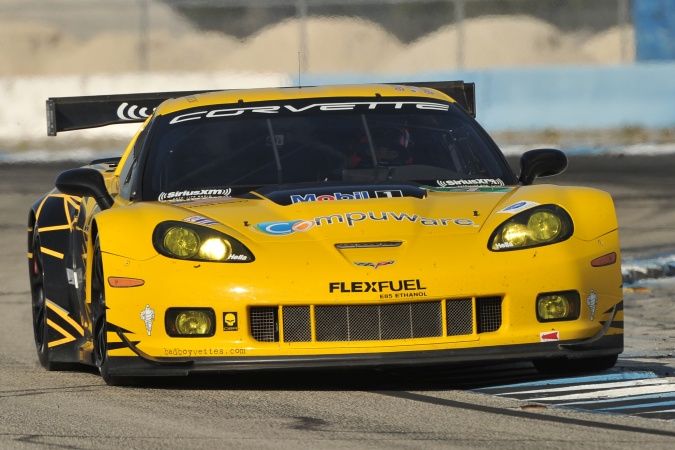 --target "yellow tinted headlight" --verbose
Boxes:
[537,296,569,320]
[165,308,216,337]
[199,237,232,261]
[176,311,213,335]
[163,226,200,258]
[153,221,255,263]
[528,211,562,241]
[500,223,531,248]
[489,205,573,251]
[536,291,580,322]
